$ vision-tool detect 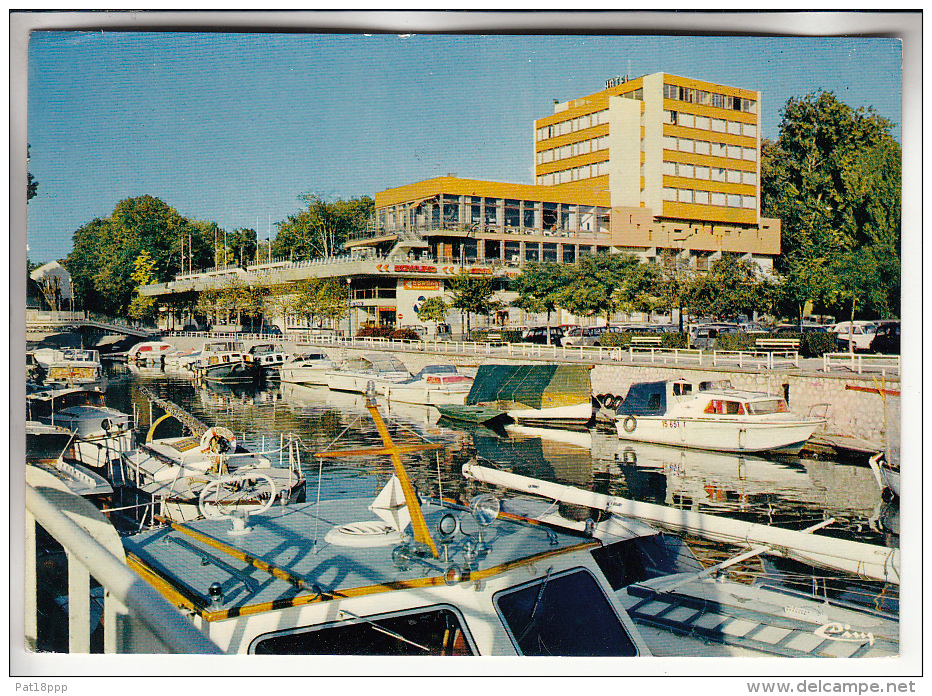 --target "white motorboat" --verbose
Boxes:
[32,346,66,369]
[279,351,334,386]
[164,348,201,372]
[127,341,174,365]
[248,343,289,380]
[26,385,135,472]
[26,421,113,497]
[120,426,305,524]
[193,340,260,383]
[382,364,474,406]
[326,353,410,393]
[44,349,104,386]
[614,380,824,454]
